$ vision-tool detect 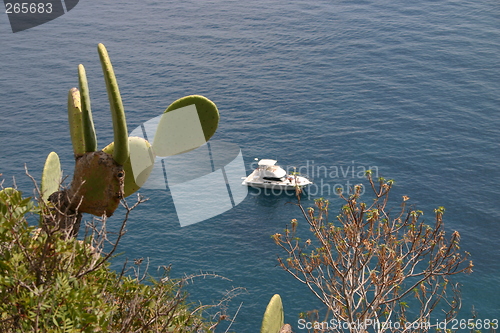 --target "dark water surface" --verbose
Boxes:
[1,1,499,331]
